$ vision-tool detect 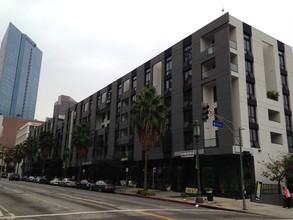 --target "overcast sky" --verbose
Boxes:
[1,0,293,121]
